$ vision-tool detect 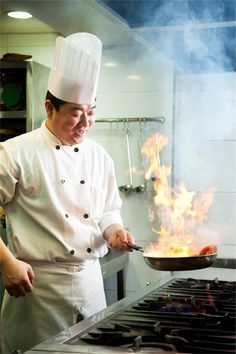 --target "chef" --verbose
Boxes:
[0,32,134,353]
